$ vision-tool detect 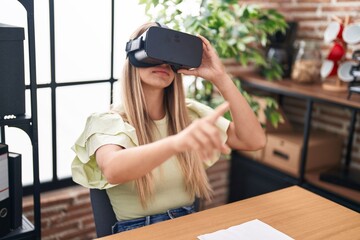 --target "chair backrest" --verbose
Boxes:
[90,188,201,237]
[90,188,117,238]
